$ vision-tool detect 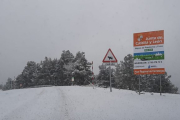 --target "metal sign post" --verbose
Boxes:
[72,77,74,86]
[110,59,112,92]
[92,61,95,89]
[160,75,162,96]
[102,48,118,92]
[139,75,140,95]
